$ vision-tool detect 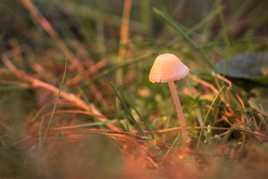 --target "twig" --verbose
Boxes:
[235,94,245,110]
[19,0,111,117]
[213,72,232,89]
[65,59,108,87]
[190,74,219,94]
[2,57,120,132]
[19,0,83,72]
[190,74,233,112]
